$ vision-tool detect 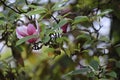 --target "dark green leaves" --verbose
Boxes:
[54,19,68,30]
[97,9,113,17]
[0,12,5,18]
[27,7,47,16]
[0,12,5,25]
[73,16,89,24]
[89,60,99,71]
[42,35,50,44]
[0,20,4,25]
[65,67,90,76]
[116,61,120,68]
[27,5,47,16]
[106,71,117,78]
[76,34,91,40]
[52,1,66,11]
